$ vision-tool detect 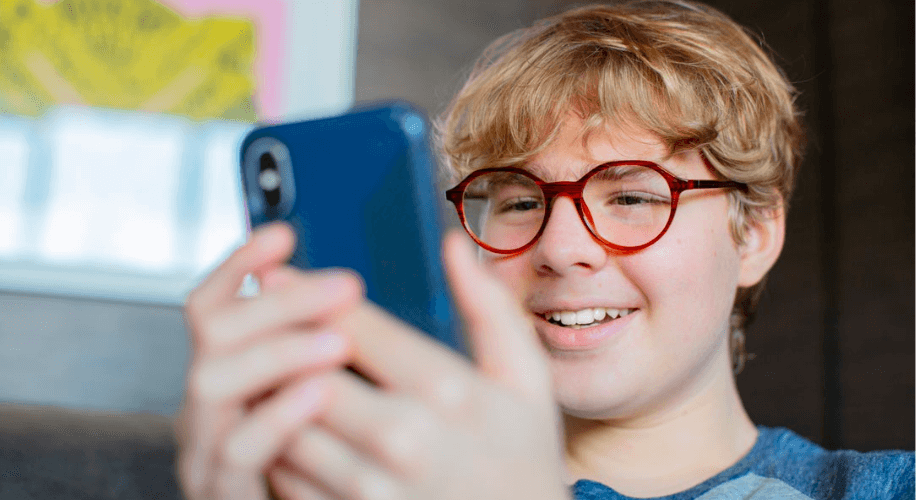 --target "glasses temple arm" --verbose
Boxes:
[682,179,749,192]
